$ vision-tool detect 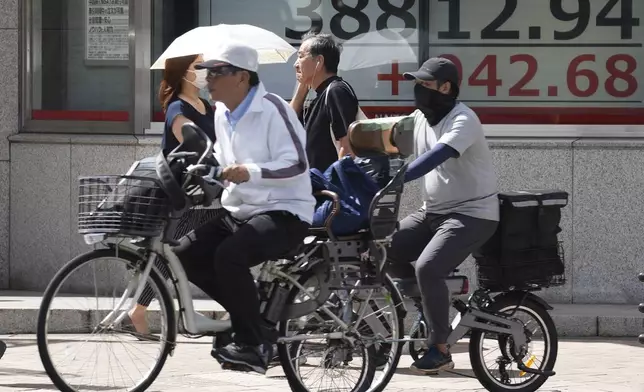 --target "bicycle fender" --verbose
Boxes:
[281,263,332,320]
[494,290,554,311]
